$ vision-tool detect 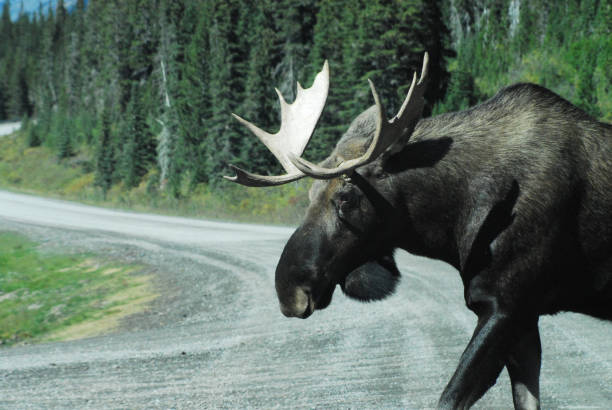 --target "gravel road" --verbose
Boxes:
[0,121,21,137]
[0,189,610,409]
